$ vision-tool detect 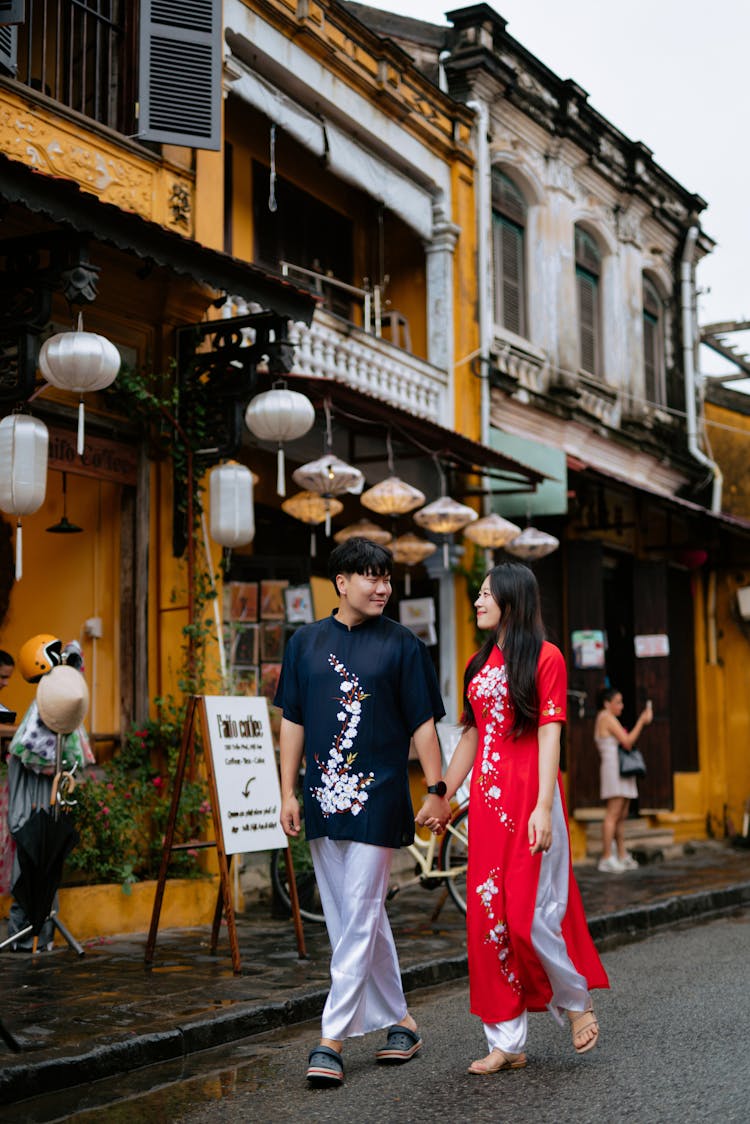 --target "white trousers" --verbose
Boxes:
[310,837,408,1041]
[484,786,591,1054]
